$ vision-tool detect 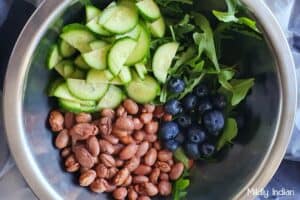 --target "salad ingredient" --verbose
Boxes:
[212,94,227,110]
[159,122,179,141]
[176,114,192,128]
[59,40,76,58]
[152,42,179,83]
[194,84,209,98]
[82,45,110,70]
[164,99,182,115]
[136,0,161,21]
[203,110,225,133]
[148,17,166,38]
[96,85,124,110]
[164,140,180,152]
[200,143,215,157]
[197,98,213,115]
[216,118,238,150]
[47,45,62,69]
[182,94,198,111]
[168,78,185,94]
[184,142,200,160]
[187,126,206,144]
